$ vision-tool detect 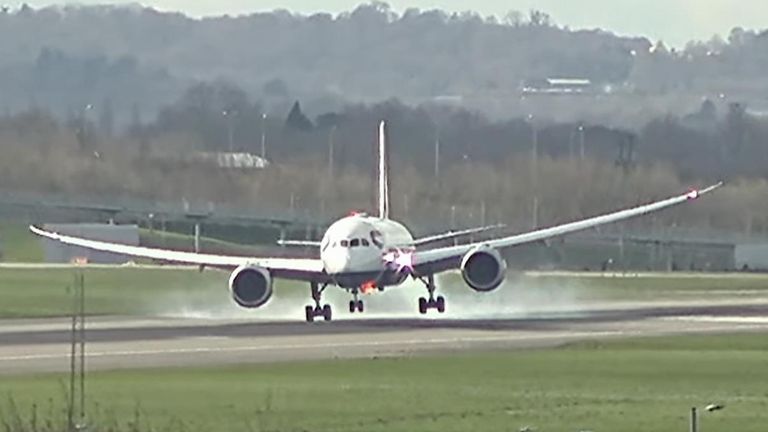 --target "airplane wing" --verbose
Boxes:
[411,224,505,247]
[29,225,327,282]
[411,183,723,275]
[277,239,322,247]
